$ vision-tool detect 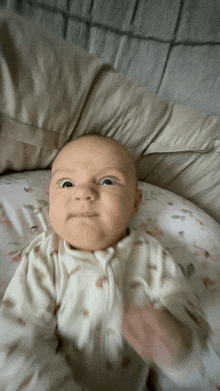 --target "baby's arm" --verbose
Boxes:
[0,233,83,391]
[122,302,194,367]
[122,233,212,388]
[122,303,216,390]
